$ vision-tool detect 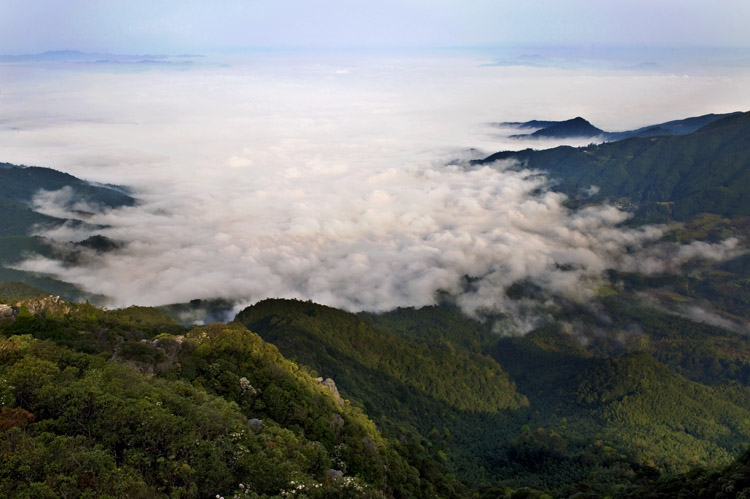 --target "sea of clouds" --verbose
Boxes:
[2,51,748,324]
